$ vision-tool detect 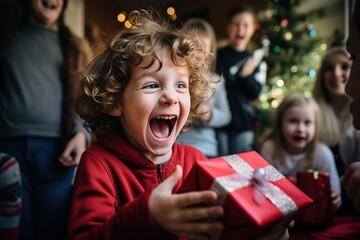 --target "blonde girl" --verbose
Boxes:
[259,92,341,211]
